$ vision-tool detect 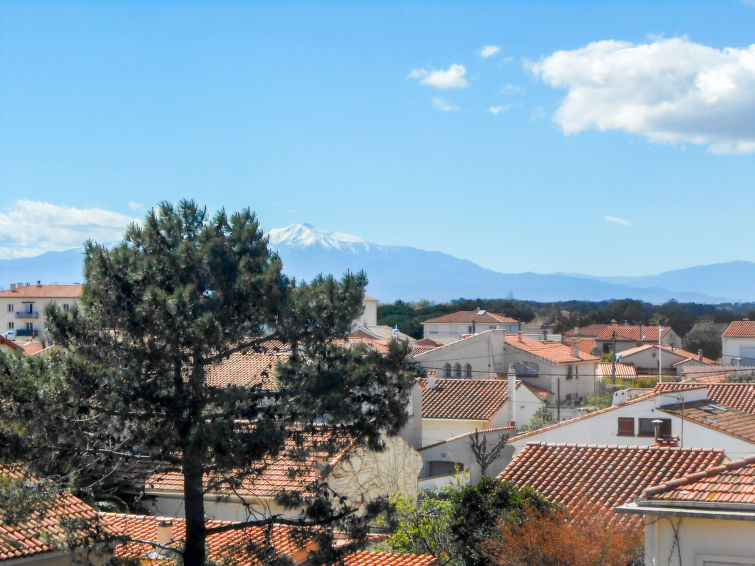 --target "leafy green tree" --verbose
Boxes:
[518,406,557,433]
[381,478,556,566]
[0,200,415,566]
